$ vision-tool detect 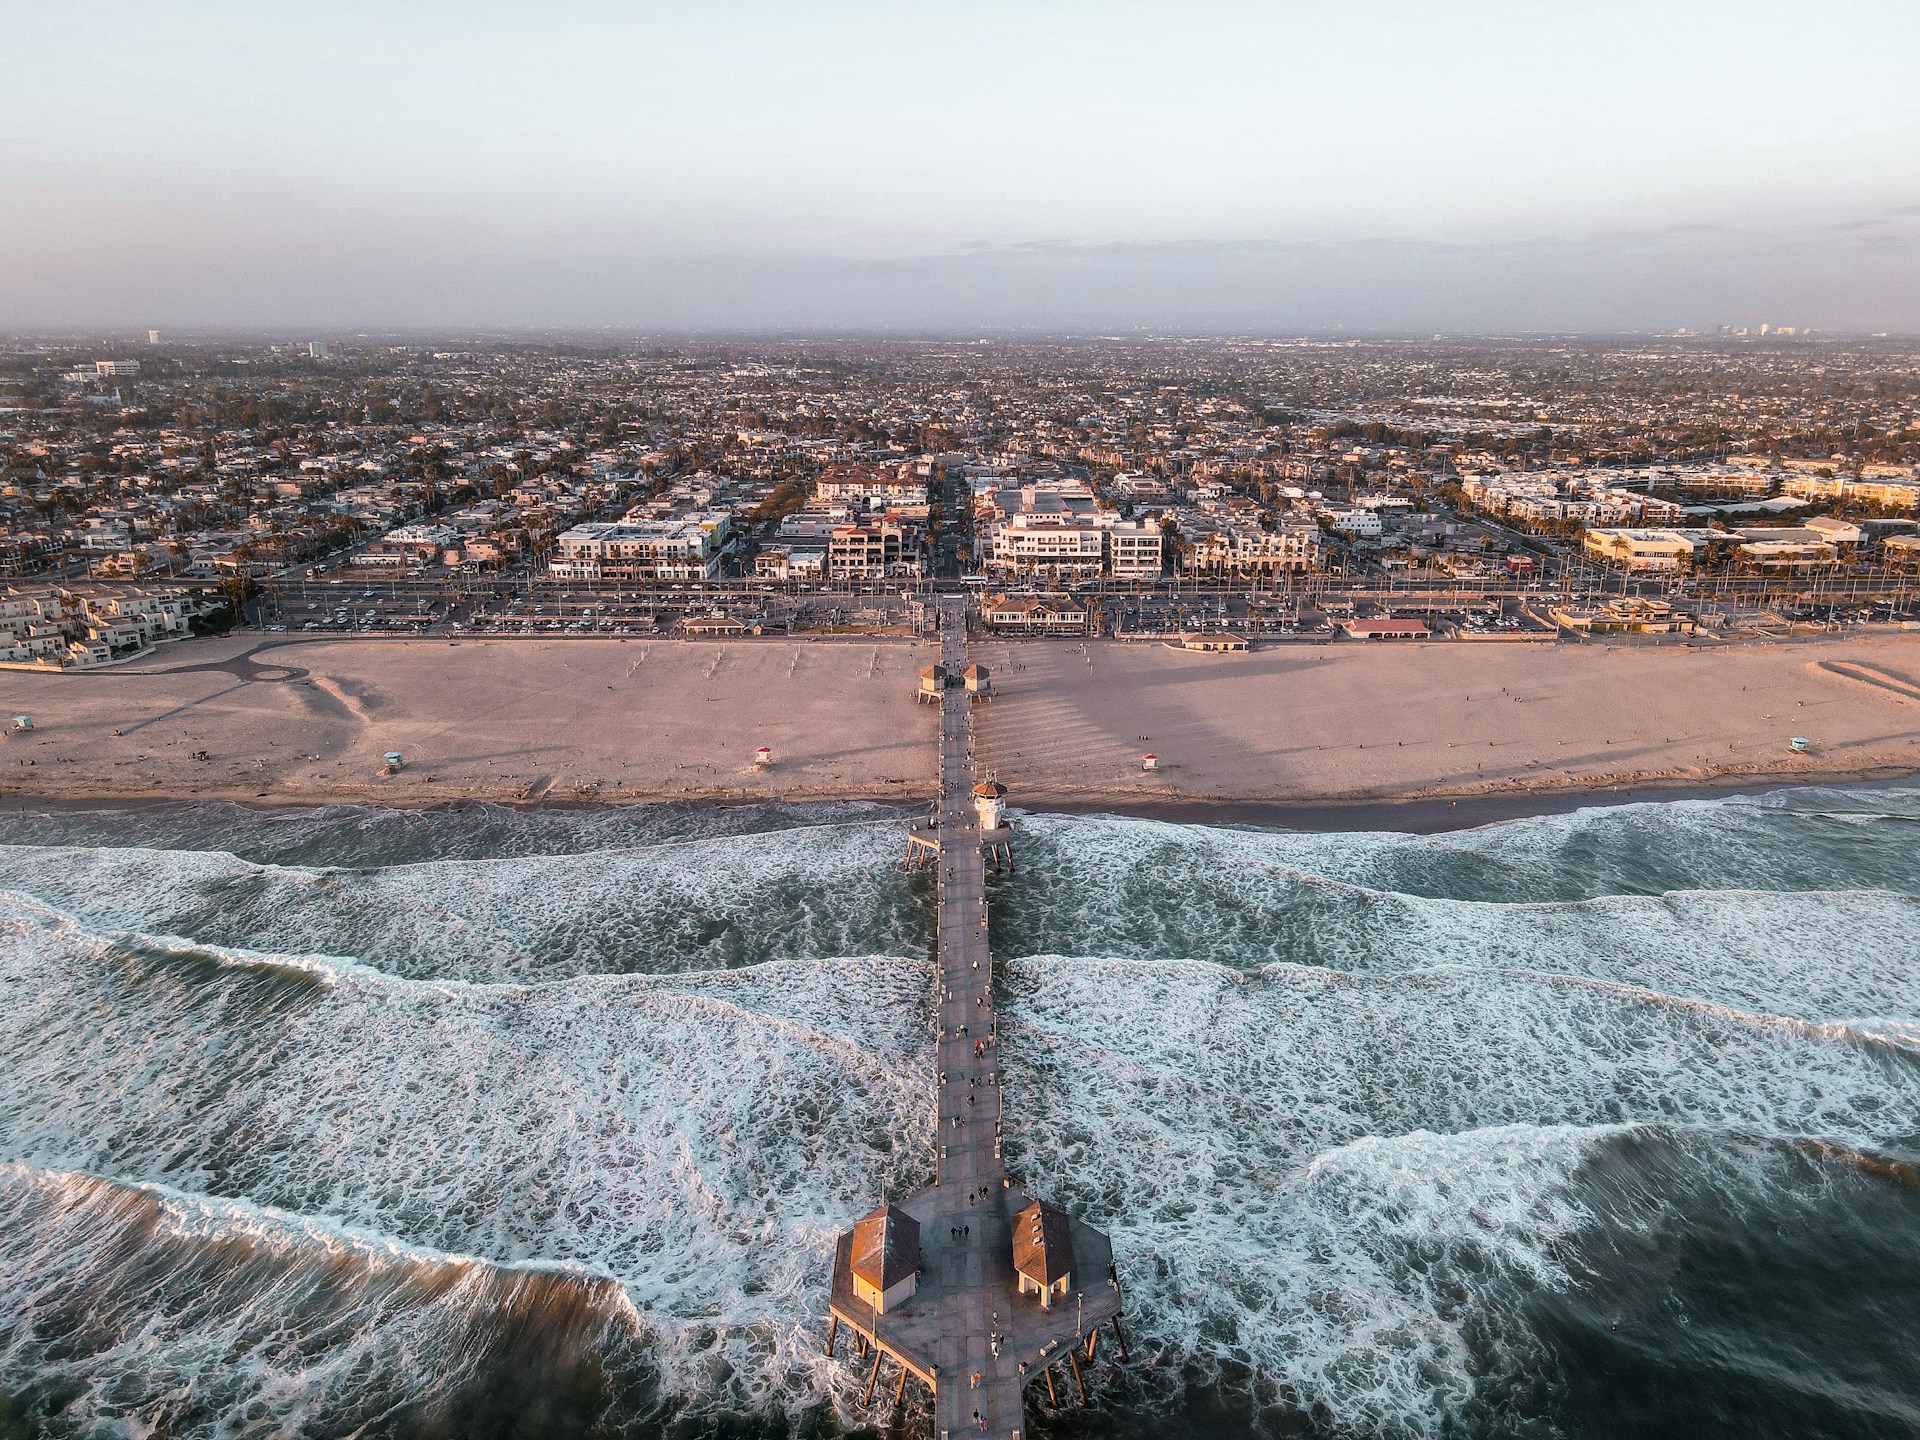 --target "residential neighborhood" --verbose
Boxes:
[4,332,1918,663]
